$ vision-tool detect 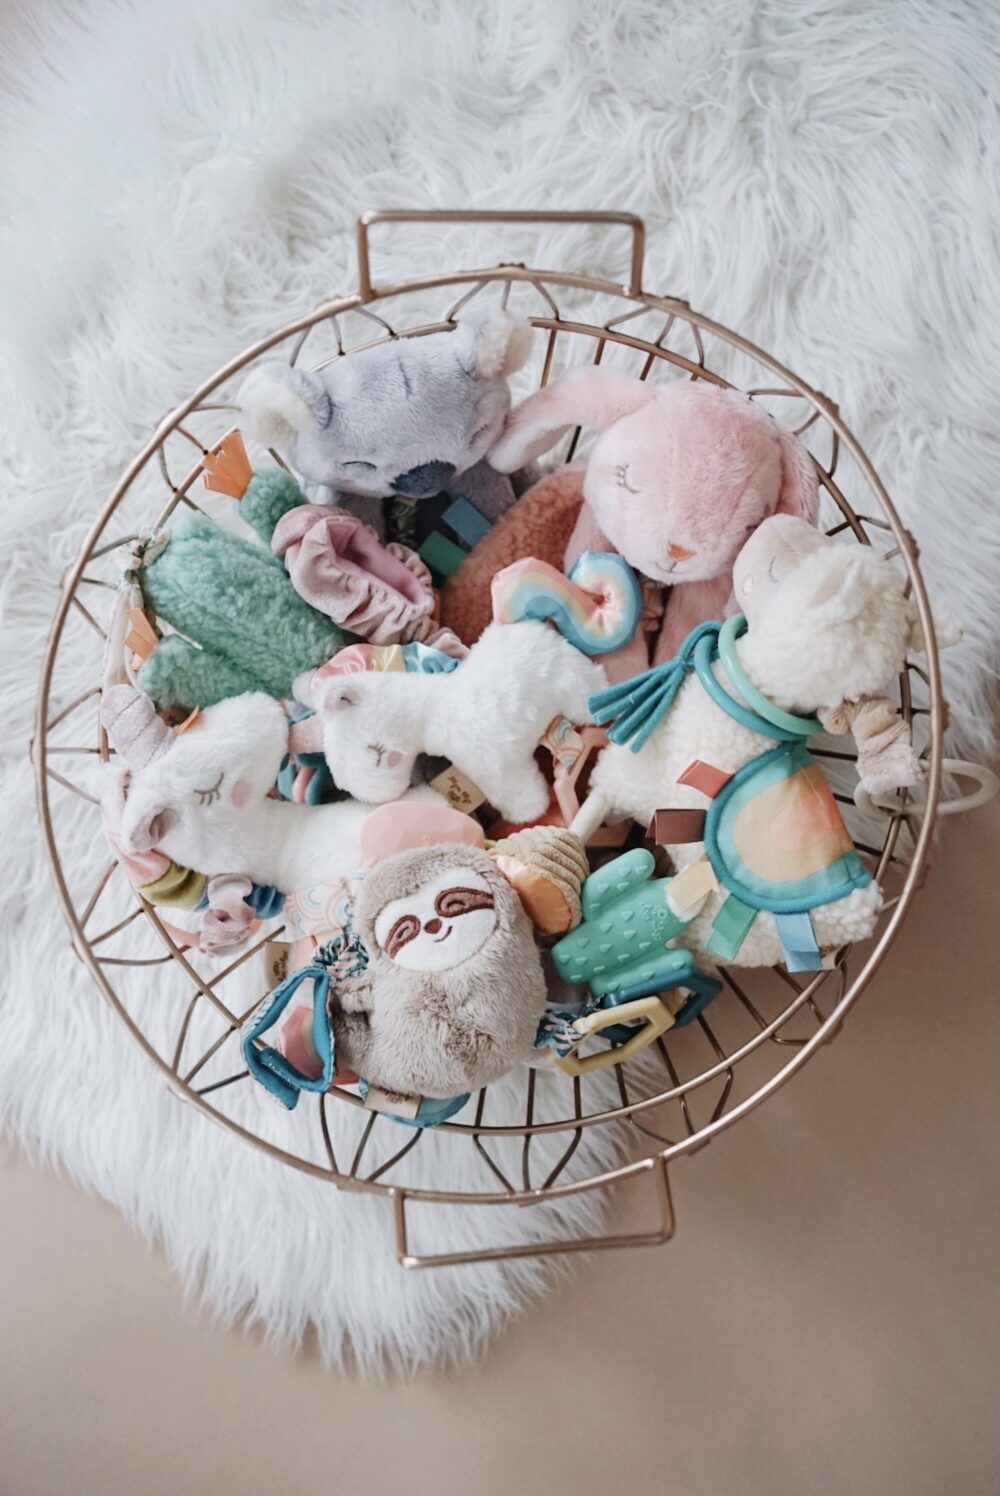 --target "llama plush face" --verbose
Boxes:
[731,515,929,711]
[303,673,415,804]
[239,307,533,501]
[372,865,497,972]
[116,692,288,861]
